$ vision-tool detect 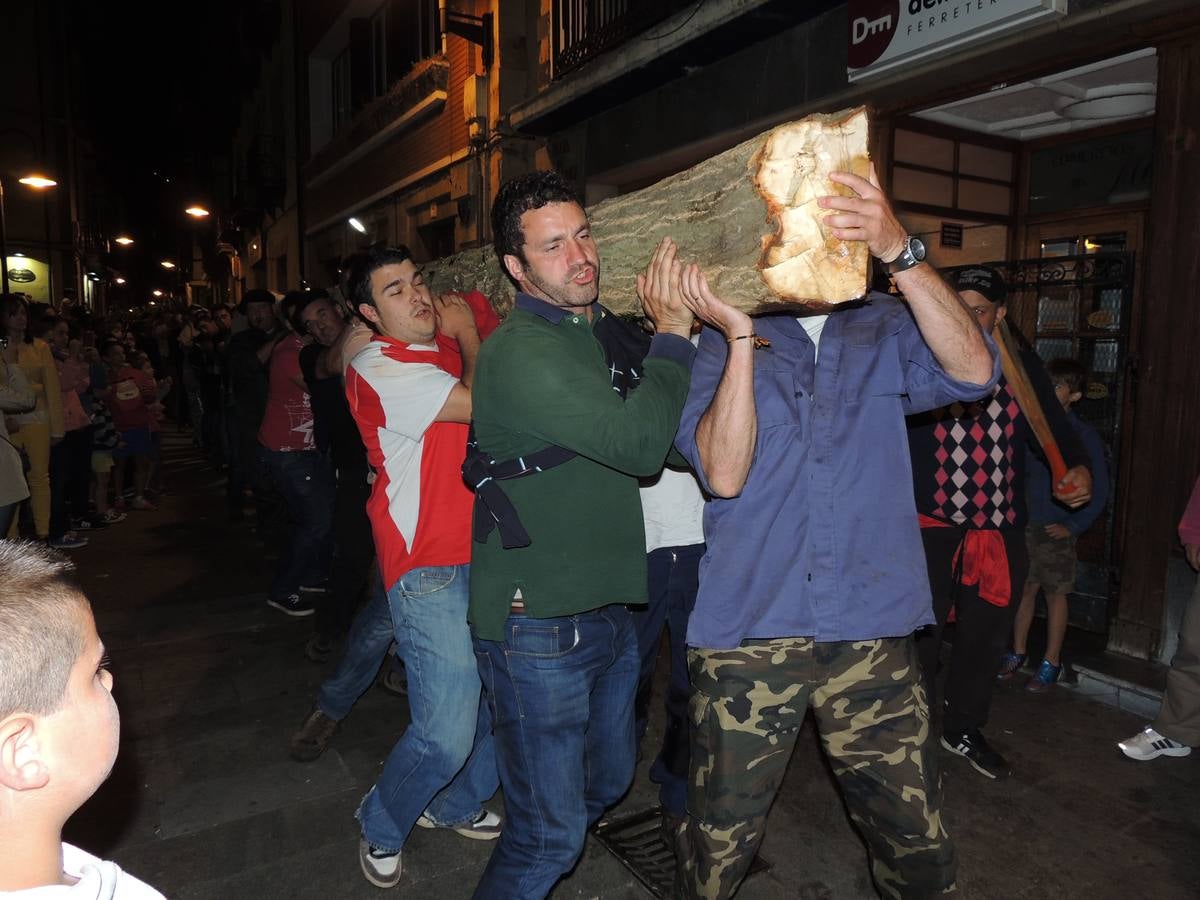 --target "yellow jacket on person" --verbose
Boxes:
[8,337,65,439]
